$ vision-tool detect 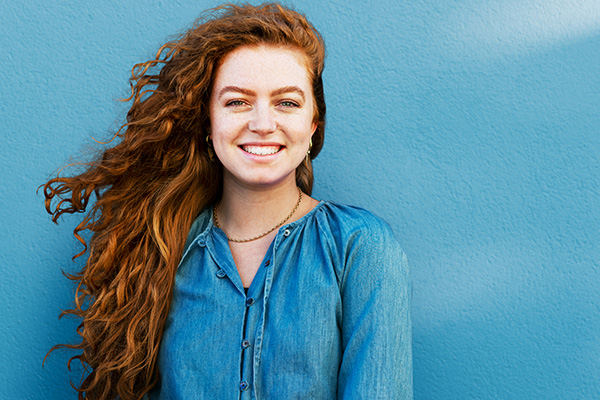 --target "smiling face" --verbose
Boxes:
[209,44,317,191]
